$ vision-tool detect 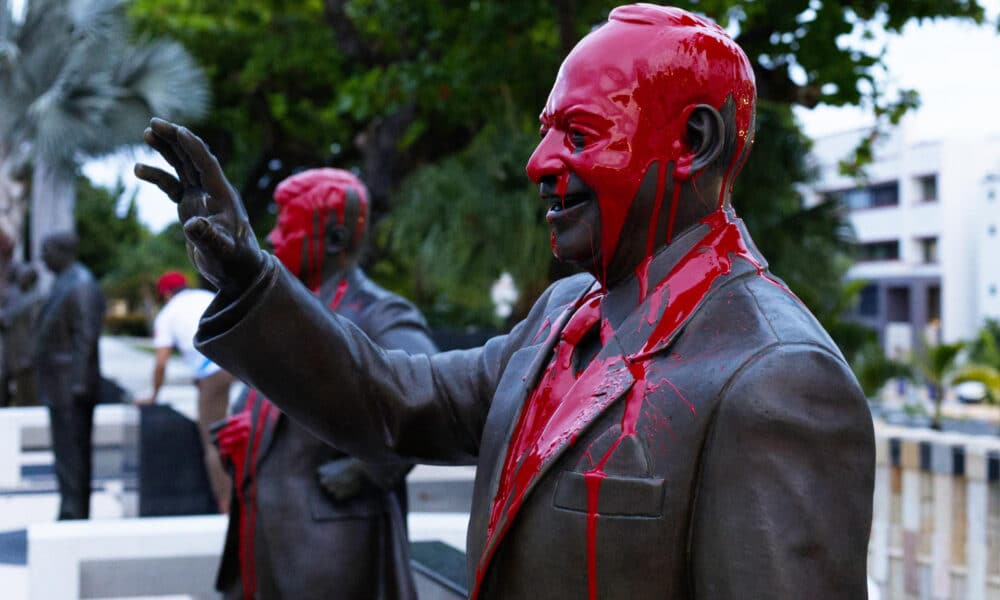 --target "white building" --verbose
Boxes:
[805,128,1000,357]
